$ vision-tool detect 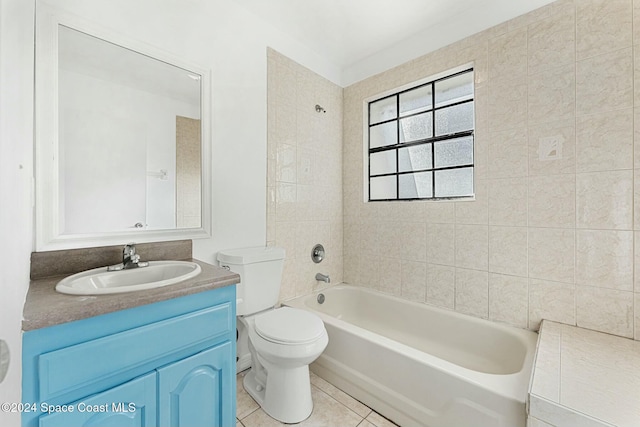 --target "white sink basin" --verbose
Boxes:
[55,261,202,295]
